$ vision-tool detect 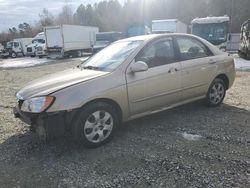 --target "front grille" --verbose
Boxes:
[36,46,43,51]
[27,47,32,52]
